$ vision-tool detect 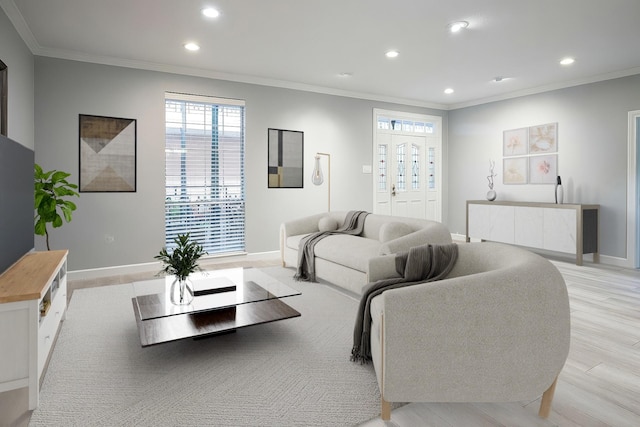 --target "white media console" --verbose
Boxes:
[466,201,599,265]
[0,250,68,409]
